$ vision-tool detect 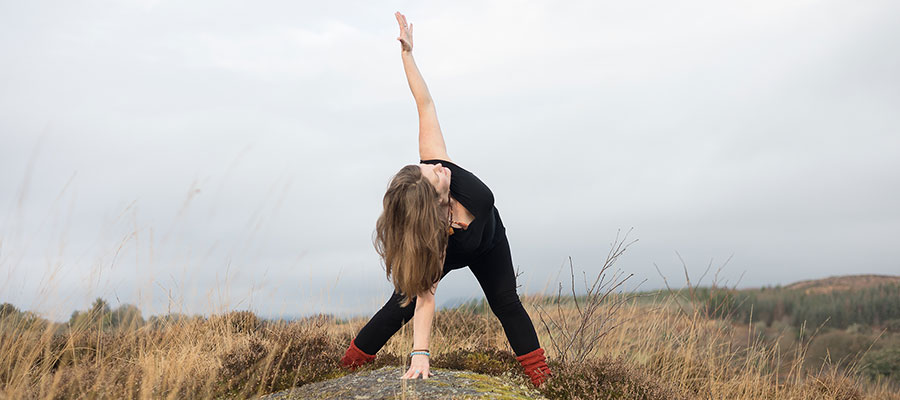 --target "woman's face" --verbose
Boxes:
[419,163,451,200]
